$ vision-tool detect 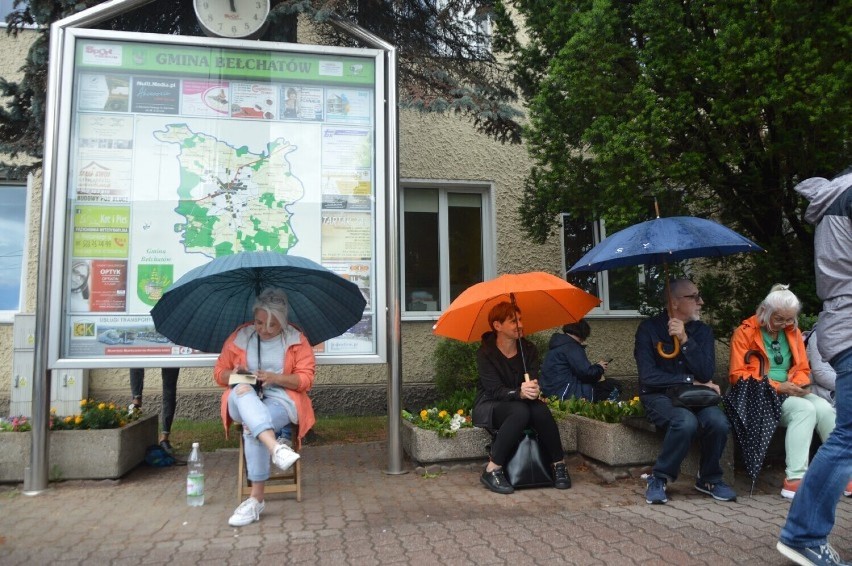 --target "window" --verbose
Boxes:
[561,213,644,315]
[0,177,29,321]
[401,183,493,316]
